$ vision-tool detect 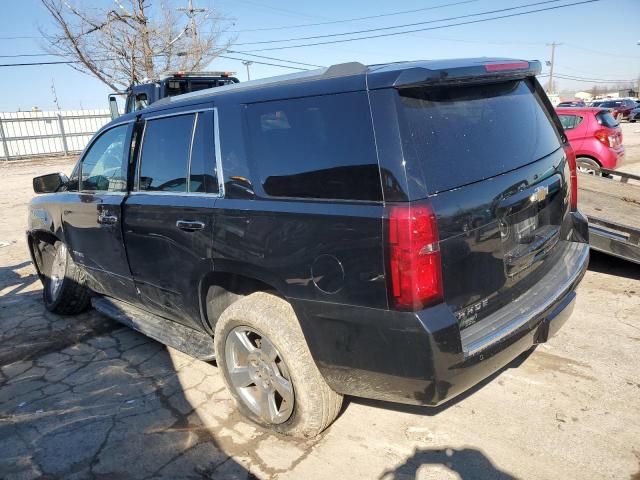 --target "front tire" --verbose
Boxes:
[214,292,343,438]
[43,241,91,315]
